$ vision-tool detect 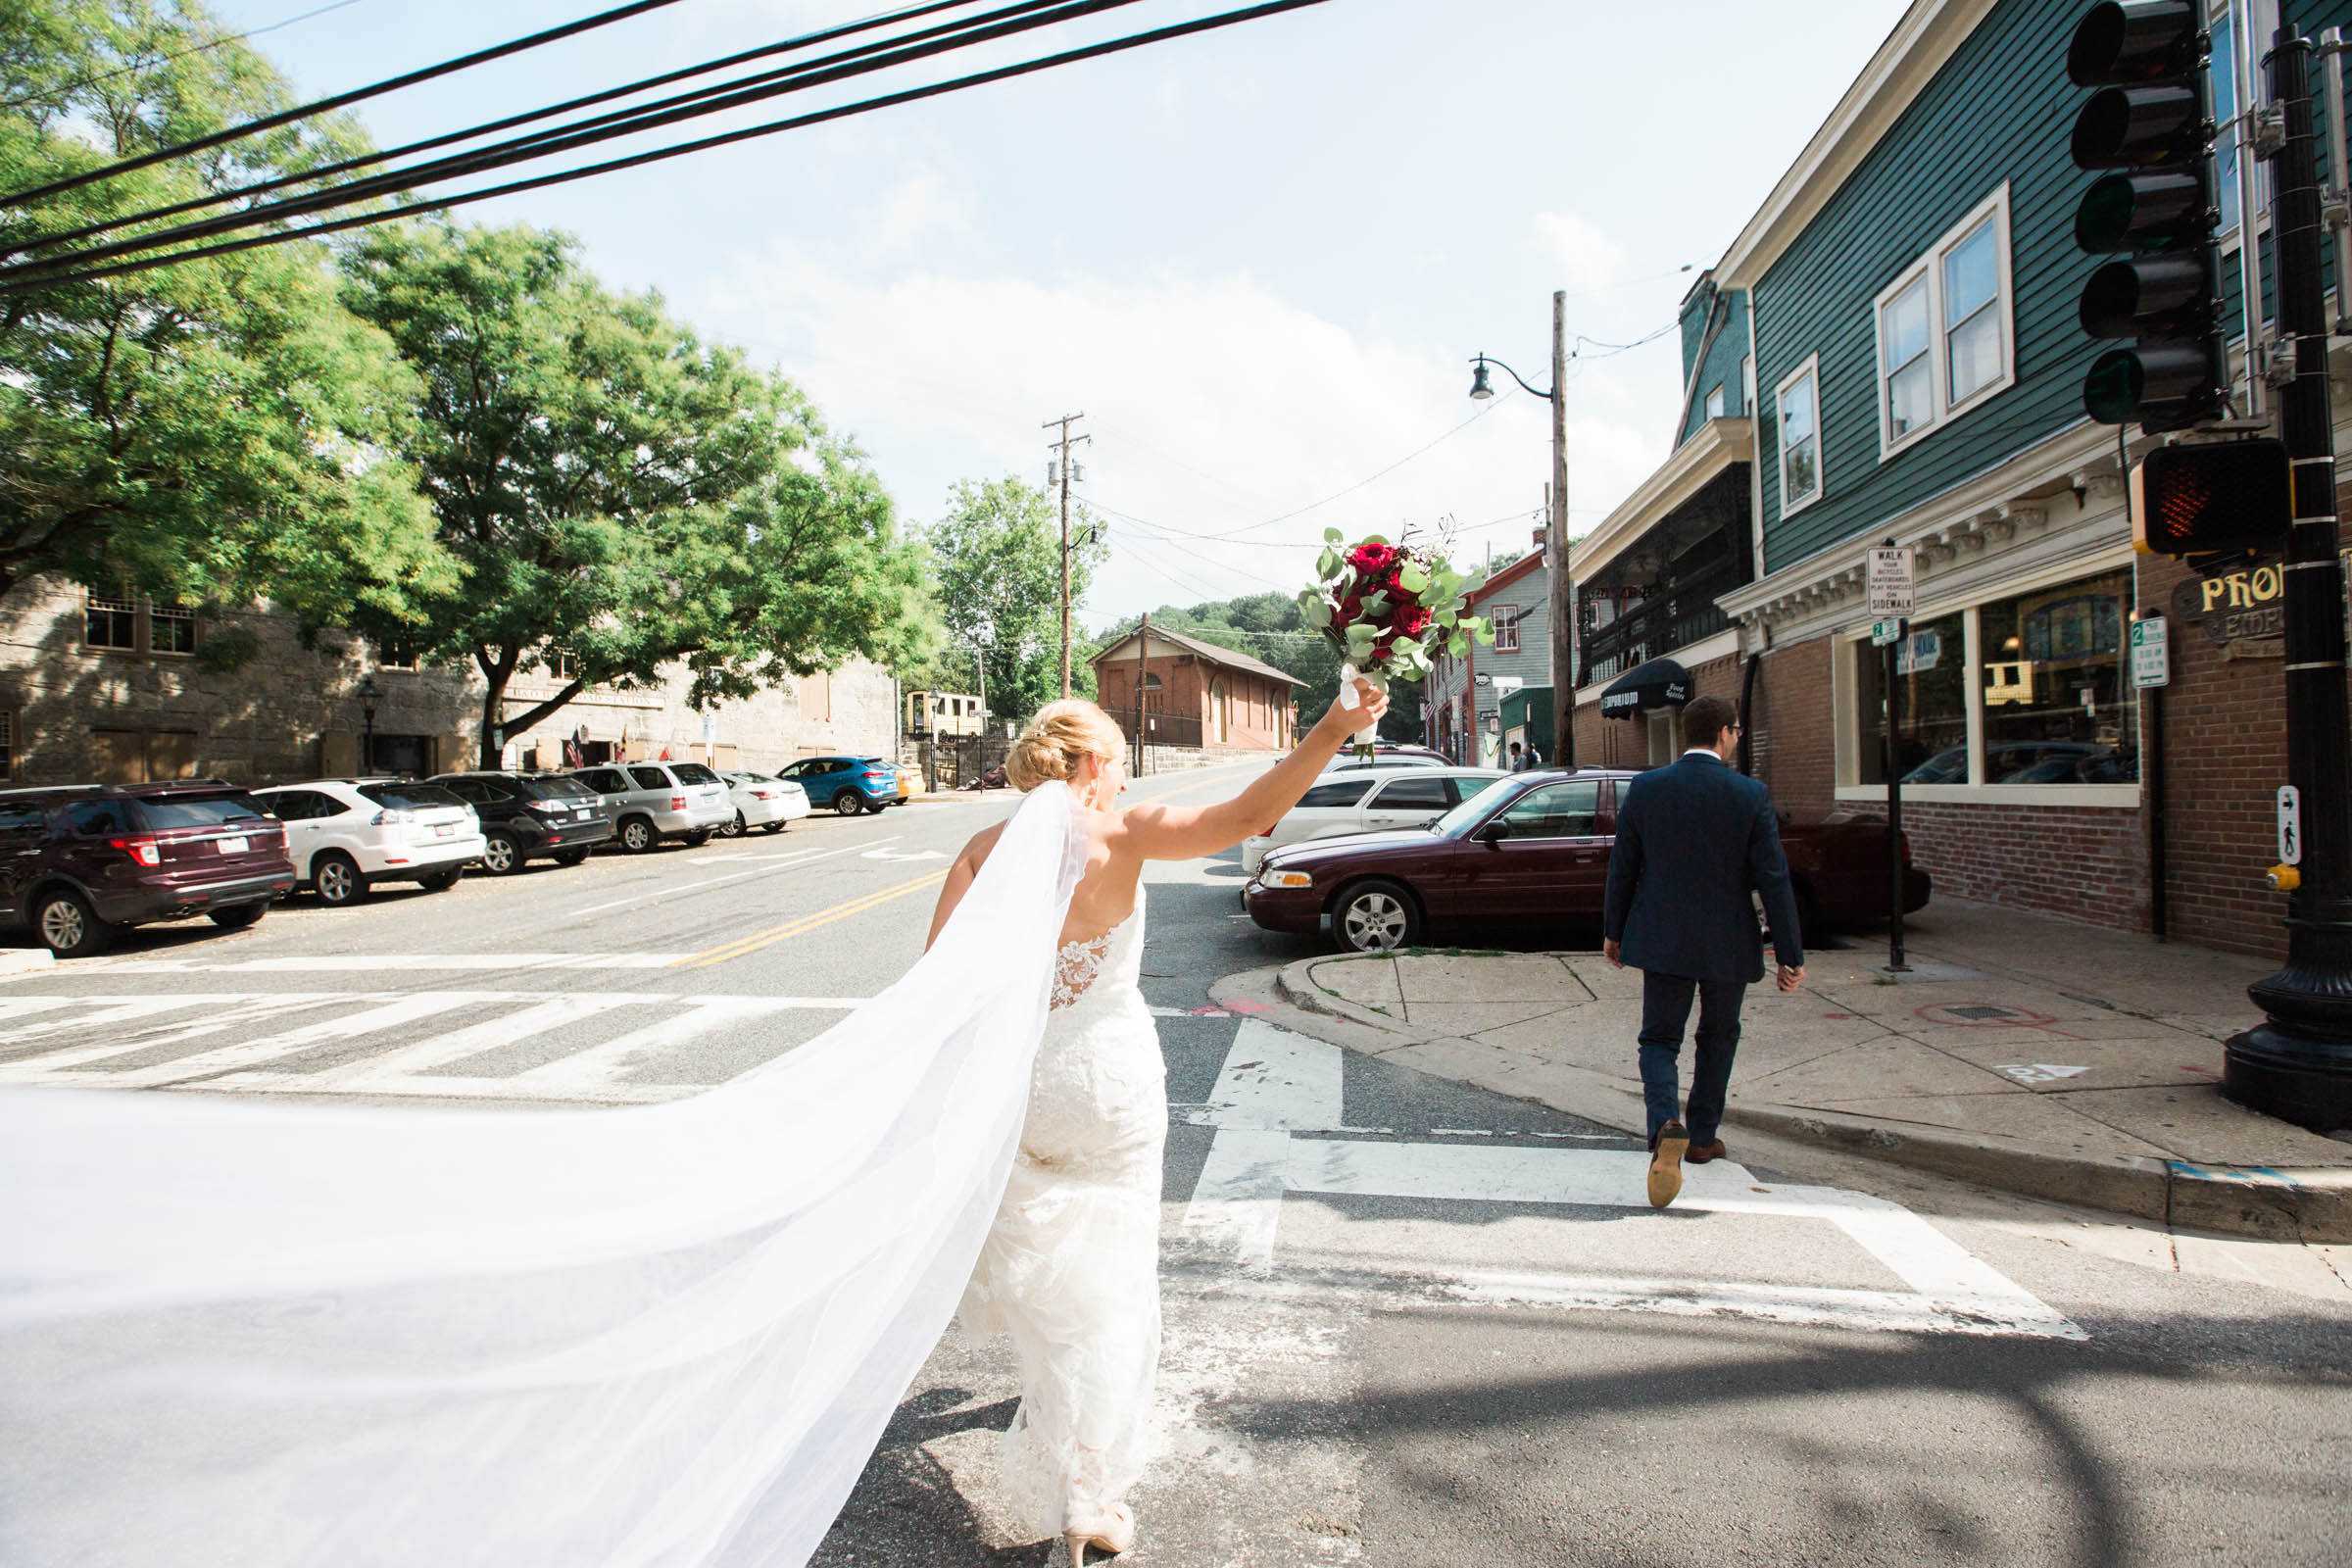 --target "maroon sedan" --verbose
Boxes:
[1243,768,1932,954]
